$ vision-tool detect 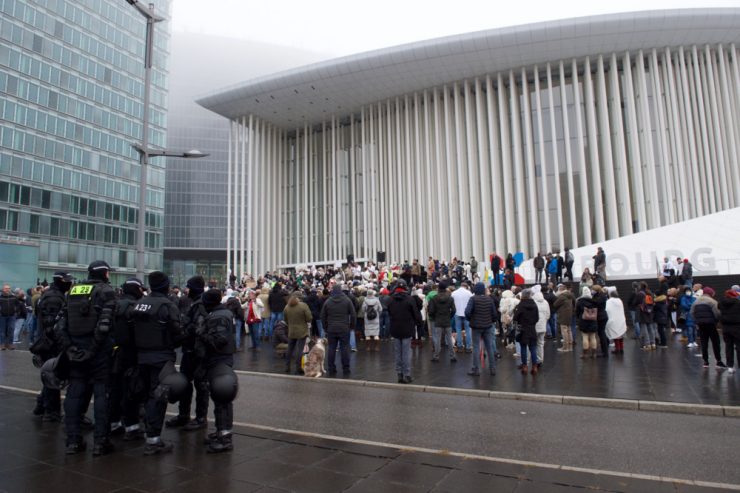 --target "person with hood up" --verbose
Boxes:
[513,289,539,375]
[499,290,519,350]
[320,285,356,375]
[719,289,740,374]
[575,287,599,359]
[283,293,312,374]
[361,289,382,351]
[553,284,576,352]
[690,287,726,369]
[428,281,456,363]
[464,282,498,376]
[605,288,627,354]
[387,280,422,383]
[532,287,550,367]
